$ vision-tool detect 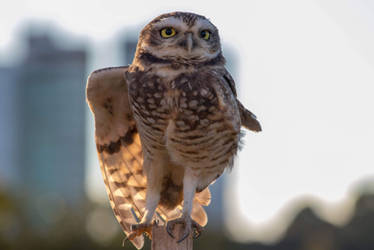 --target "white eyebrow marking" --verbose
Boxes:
[154,17,187,30]
[195,19,215,30]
